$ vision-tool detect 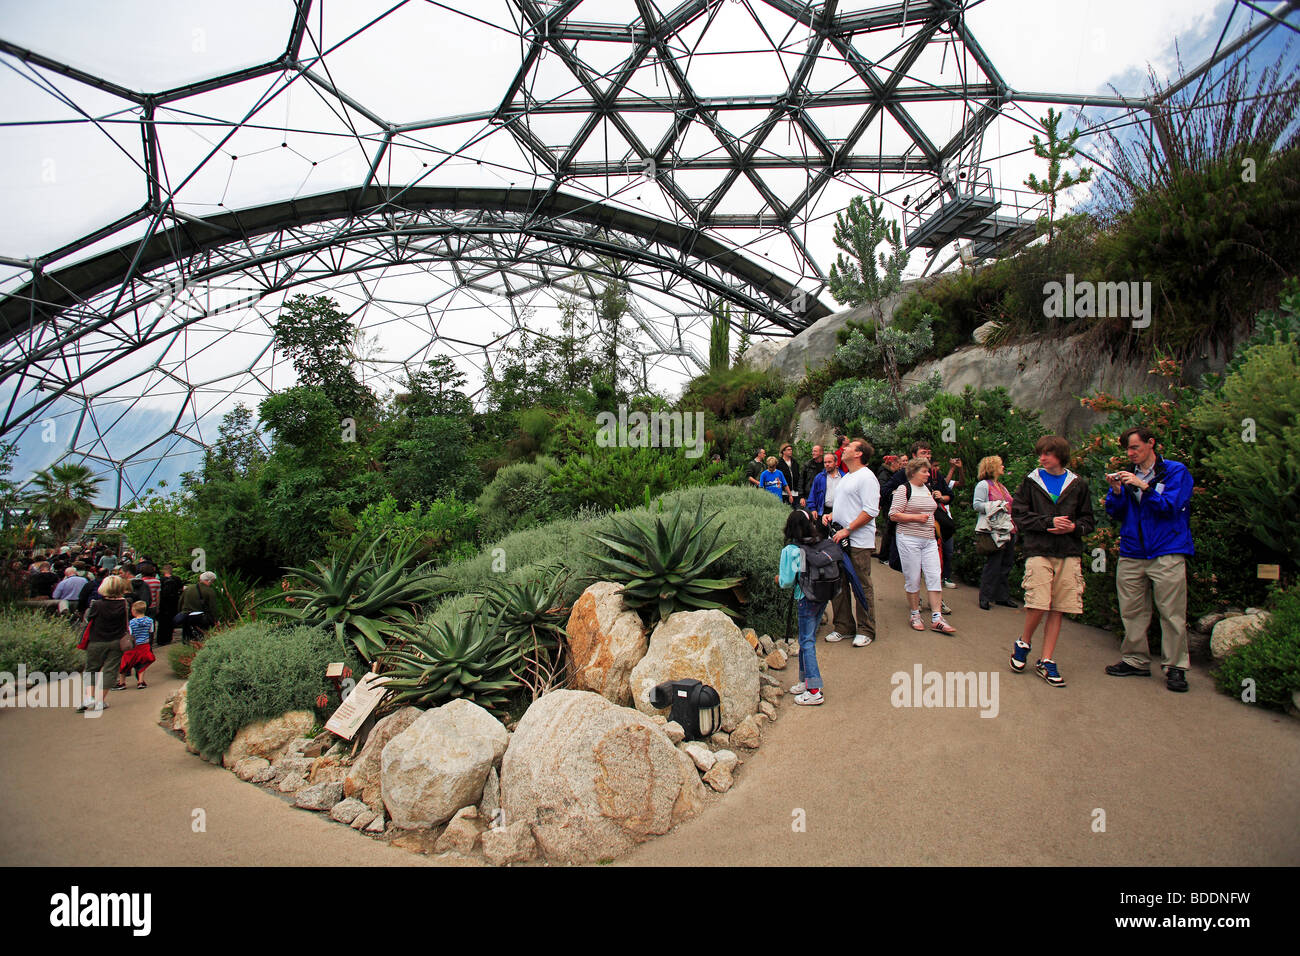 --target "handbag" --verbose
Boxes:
[77,620,91,651]
[118,599,133,653]
[934,504,955,540]
[975,531,1002,556]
